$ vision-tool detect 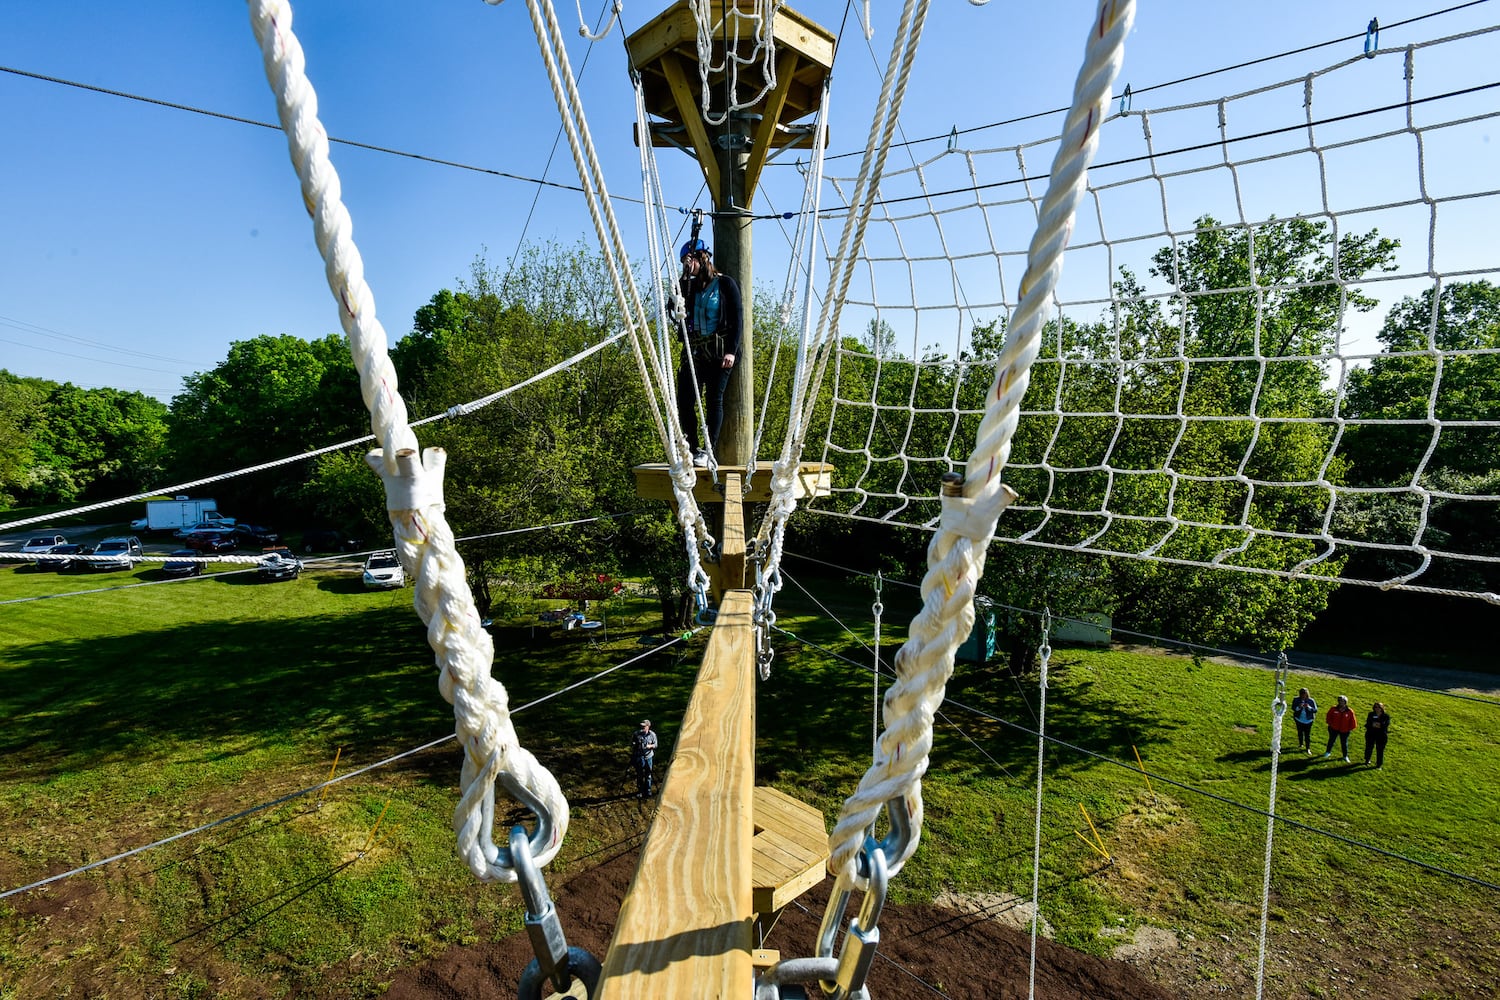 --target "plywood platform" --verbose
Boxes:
[751,785,828,915]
